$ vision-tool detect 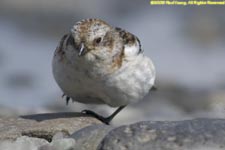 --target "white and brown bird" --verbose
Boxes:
[52,18,156,124]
